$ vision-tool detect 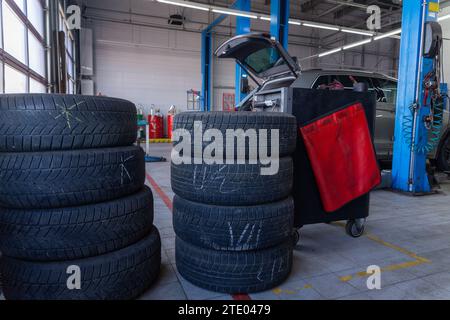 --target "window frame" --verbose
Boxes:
[58,1,76,94]
[0,0,48,93]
